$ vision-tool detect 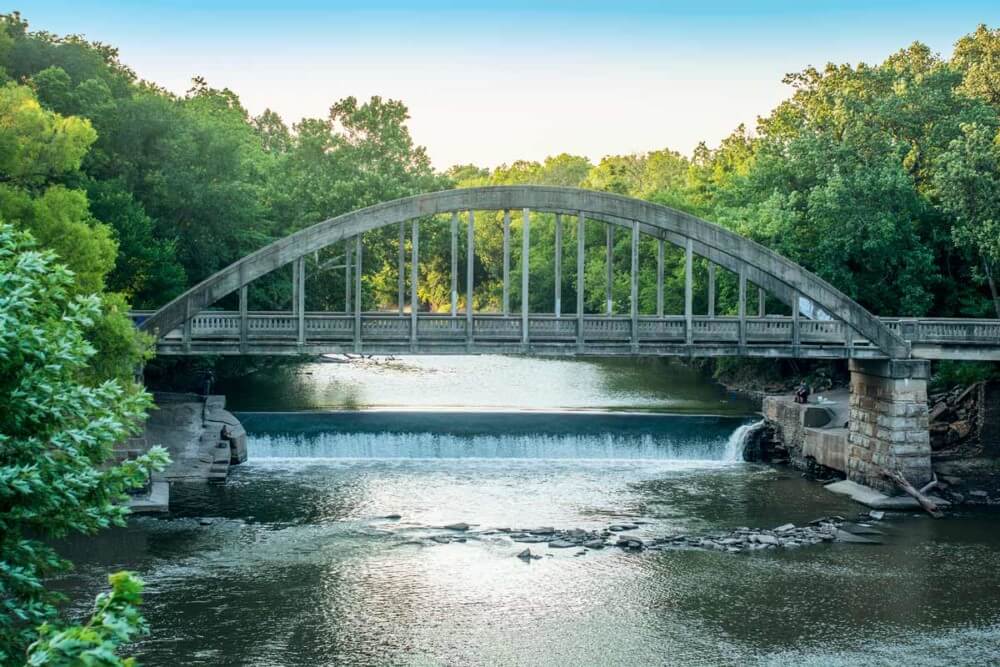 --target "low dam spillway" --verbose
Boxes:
[56,394,1000,665]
